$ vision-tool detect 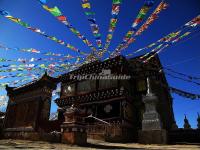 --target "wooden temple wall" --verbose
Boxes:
[3,74,59,141]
